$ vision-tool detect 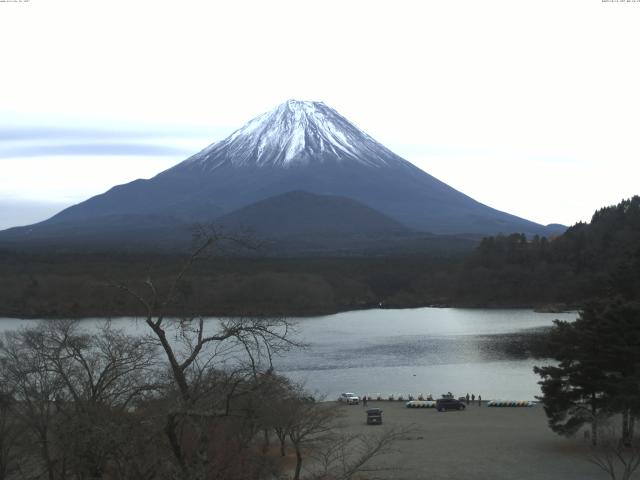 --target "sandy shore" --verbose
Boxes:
[333,401,603,480]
